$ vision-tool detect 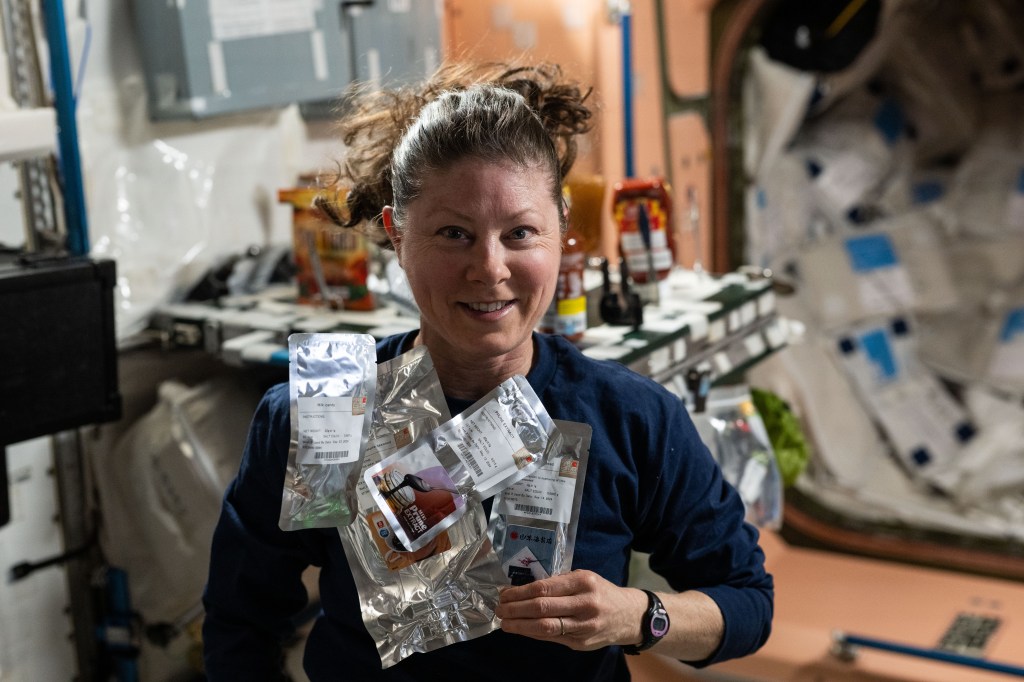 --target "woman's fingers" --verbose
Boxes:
[498,570,590,607]
[496,571,646,650]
